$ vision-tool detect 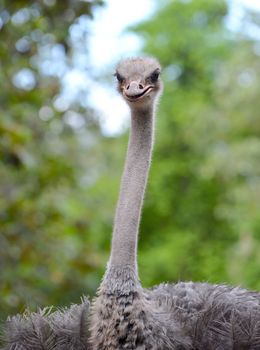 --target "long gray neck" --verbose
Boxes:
[109,106,154,273]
